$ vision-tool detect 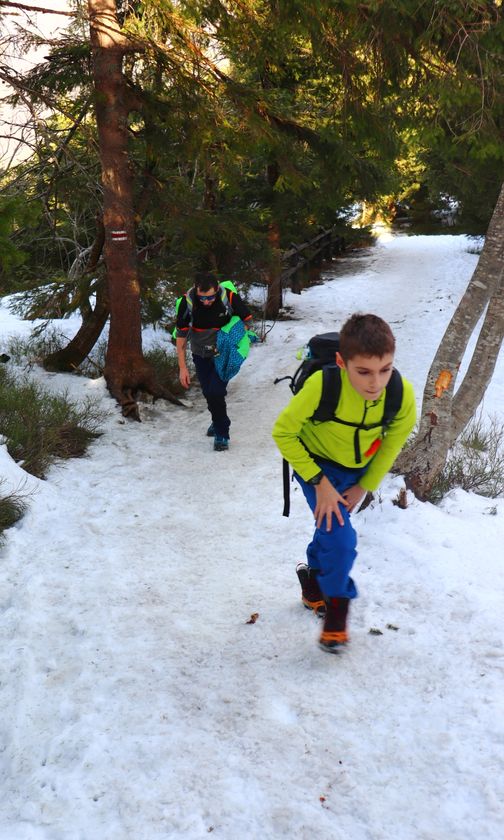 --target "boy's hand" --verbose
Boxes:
[179,366,191,389]
[342,484,367,513]
[314,477,349,531]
